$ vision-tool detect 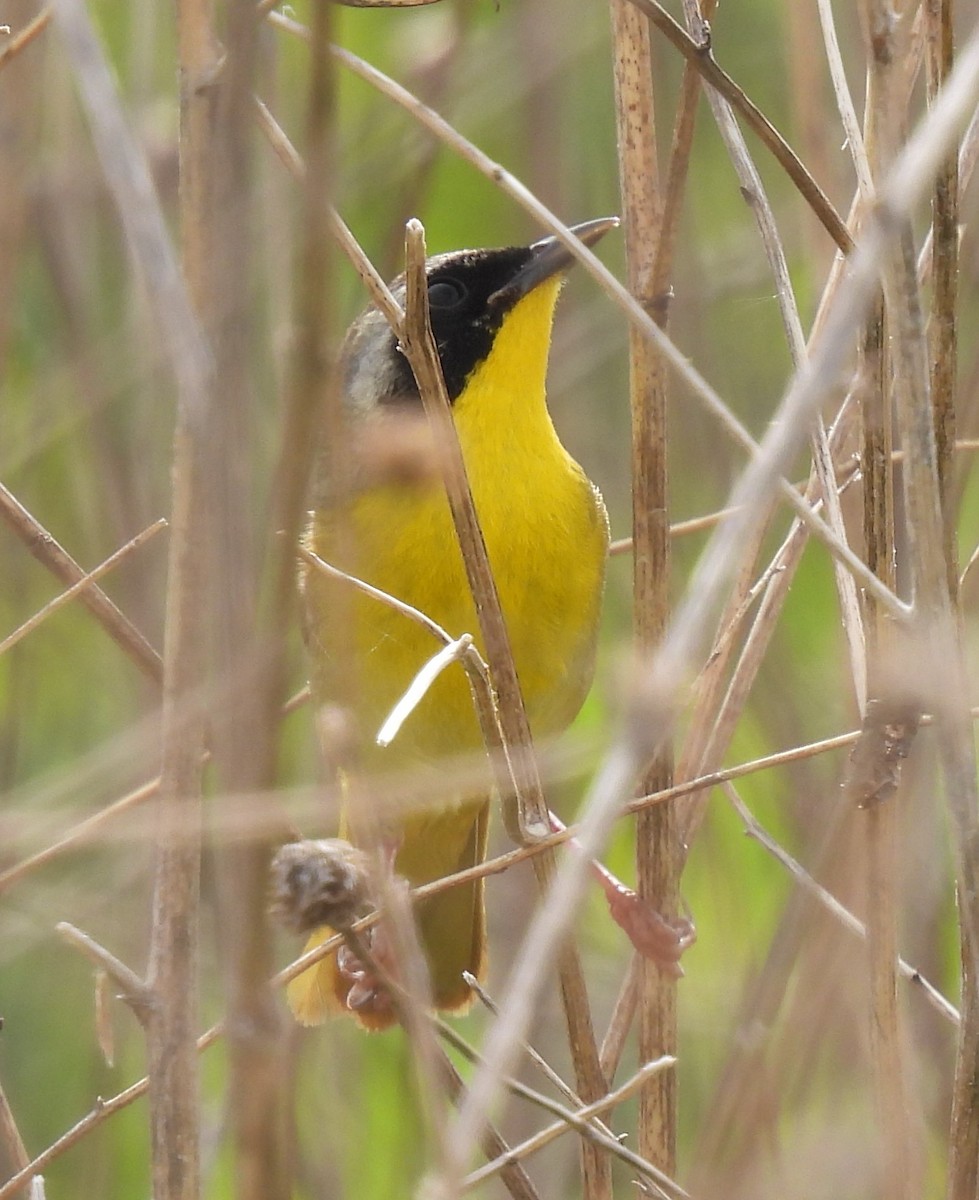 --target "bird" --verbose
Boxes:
[286,219,616,1030]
